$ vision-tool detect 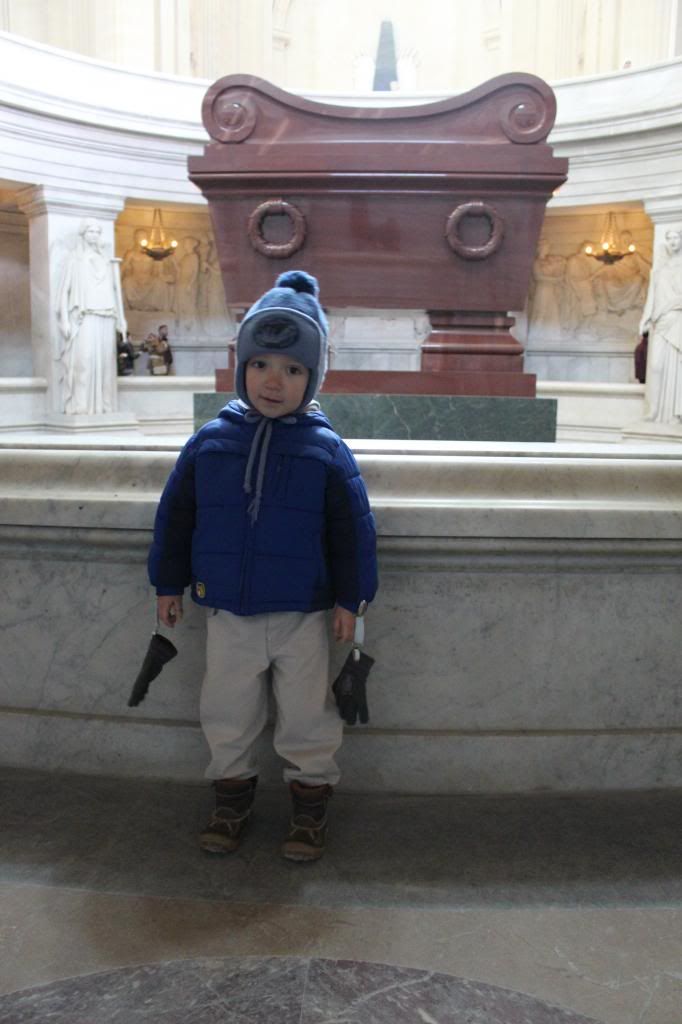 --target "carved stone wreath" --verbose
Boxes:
[247,200,307,259]
[445,201,505,261]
